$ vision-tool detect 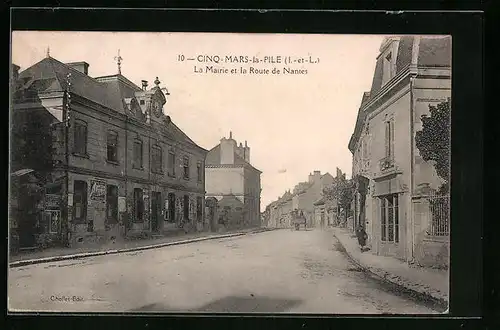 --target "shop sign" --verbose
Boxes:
[45,194,61,209]
[90,180,106,202]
